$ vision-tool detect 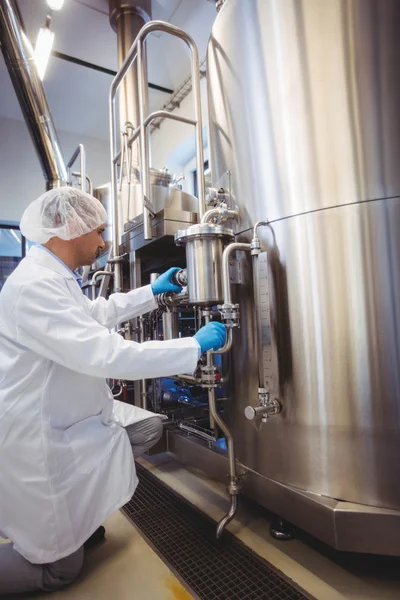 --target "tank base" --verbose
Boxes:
[166,430,400,556]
